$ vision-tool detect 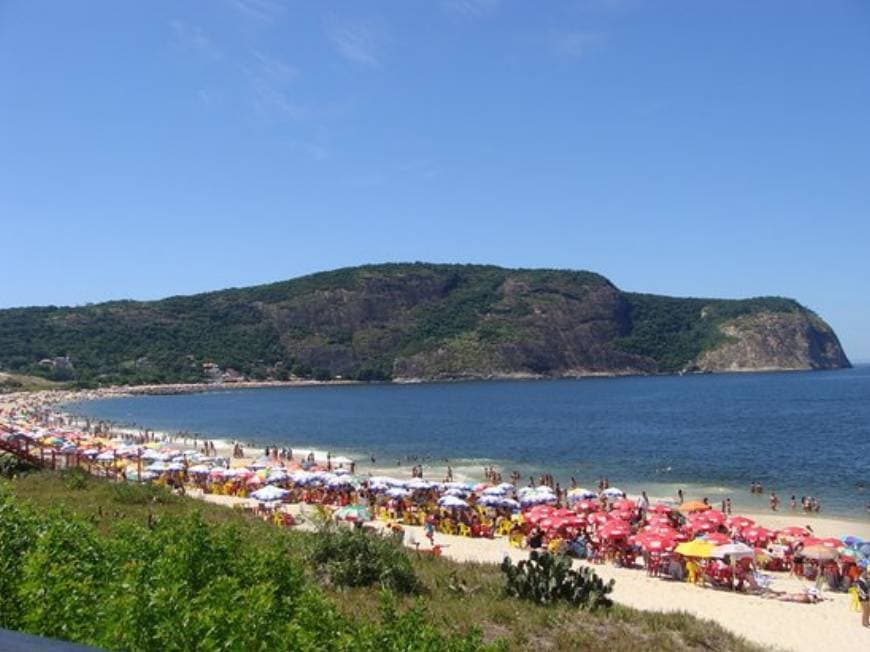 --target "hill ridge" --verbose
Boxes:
[0,263,850,387]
